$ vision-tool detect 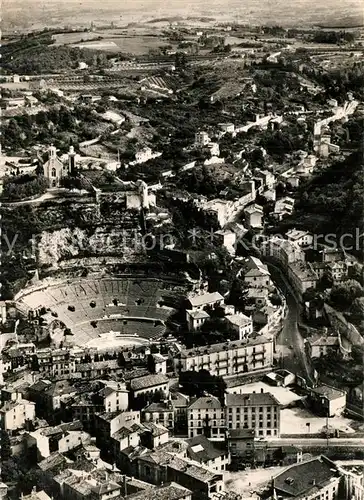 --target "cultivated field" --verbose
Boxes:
[4,0,363,31]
